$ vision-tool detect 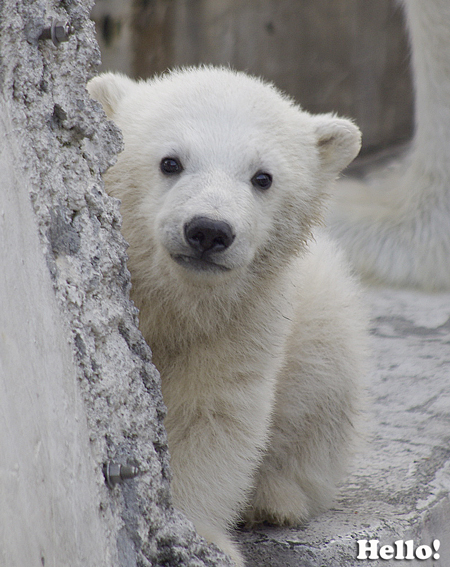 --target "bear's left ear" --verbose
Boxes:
[87,72,136,118]
[313,115,361,177]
